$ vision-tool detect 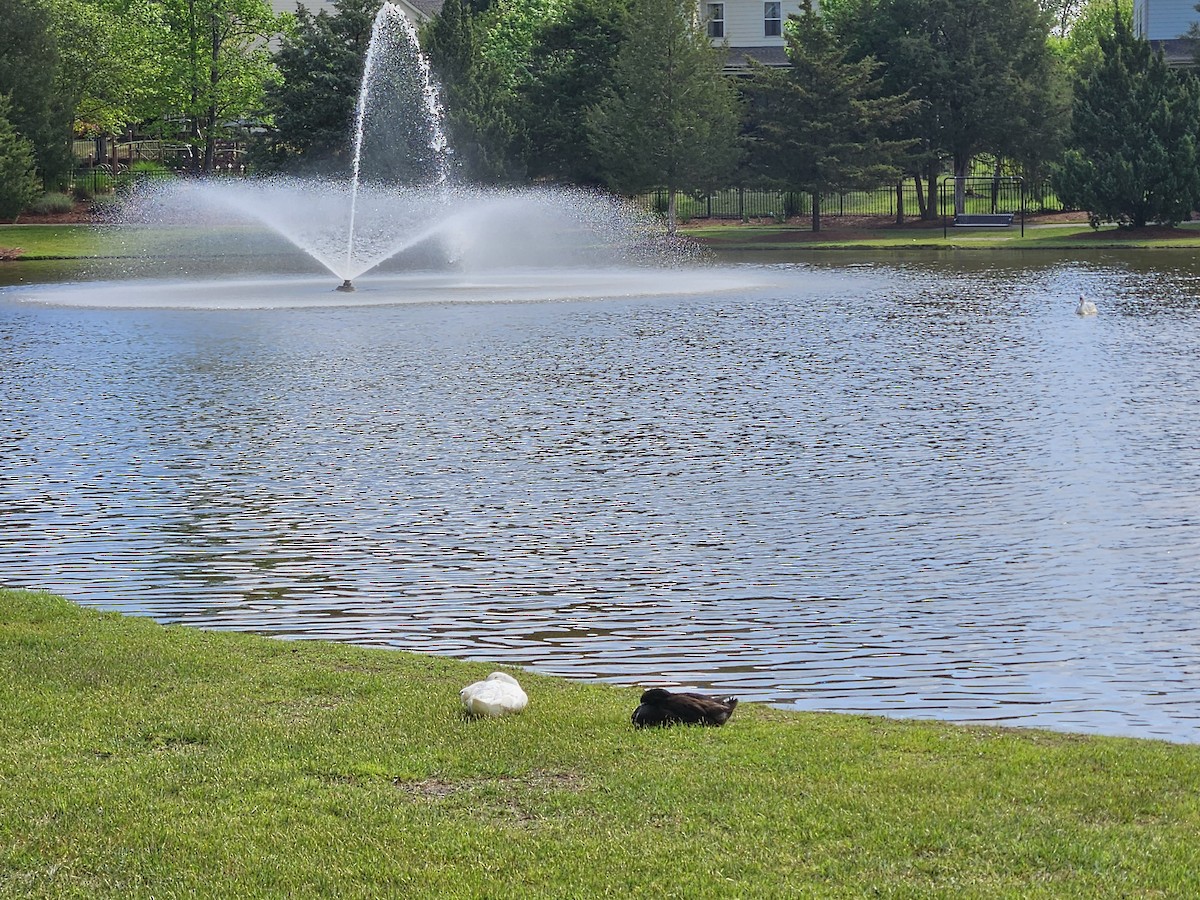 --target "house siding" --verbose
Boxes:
[1133,0,1198,39]
[703,1,810,49]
